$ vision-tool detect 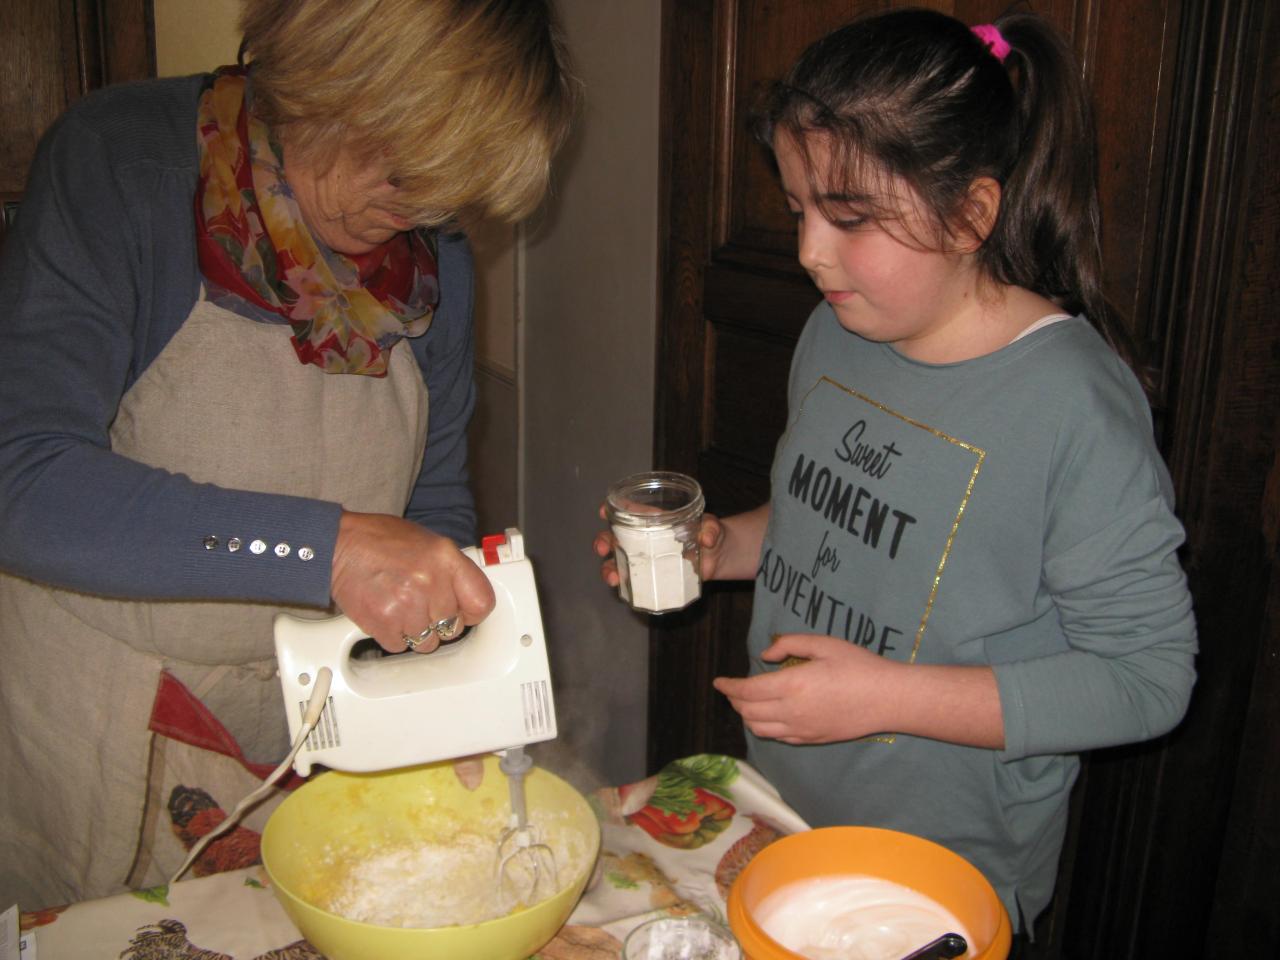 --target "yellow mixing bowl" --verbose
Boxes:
[261,756,600,960]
